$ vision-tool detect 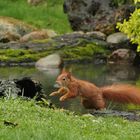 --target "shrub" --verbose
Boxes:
[117,0,140,51]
